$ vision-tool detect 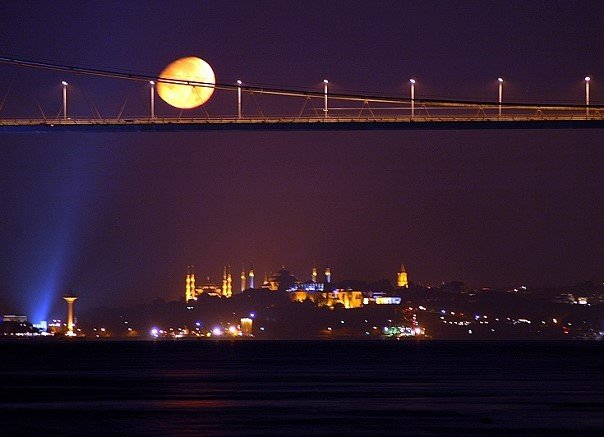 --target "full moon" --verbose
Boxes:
[156,57,216,109]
